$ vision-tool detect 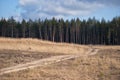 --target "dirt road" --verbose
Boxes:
[0,48,99,75]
